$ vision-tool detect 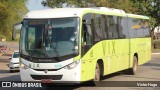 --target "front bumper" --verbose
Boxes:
[20,60,81,83]
[9,63,20,70]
